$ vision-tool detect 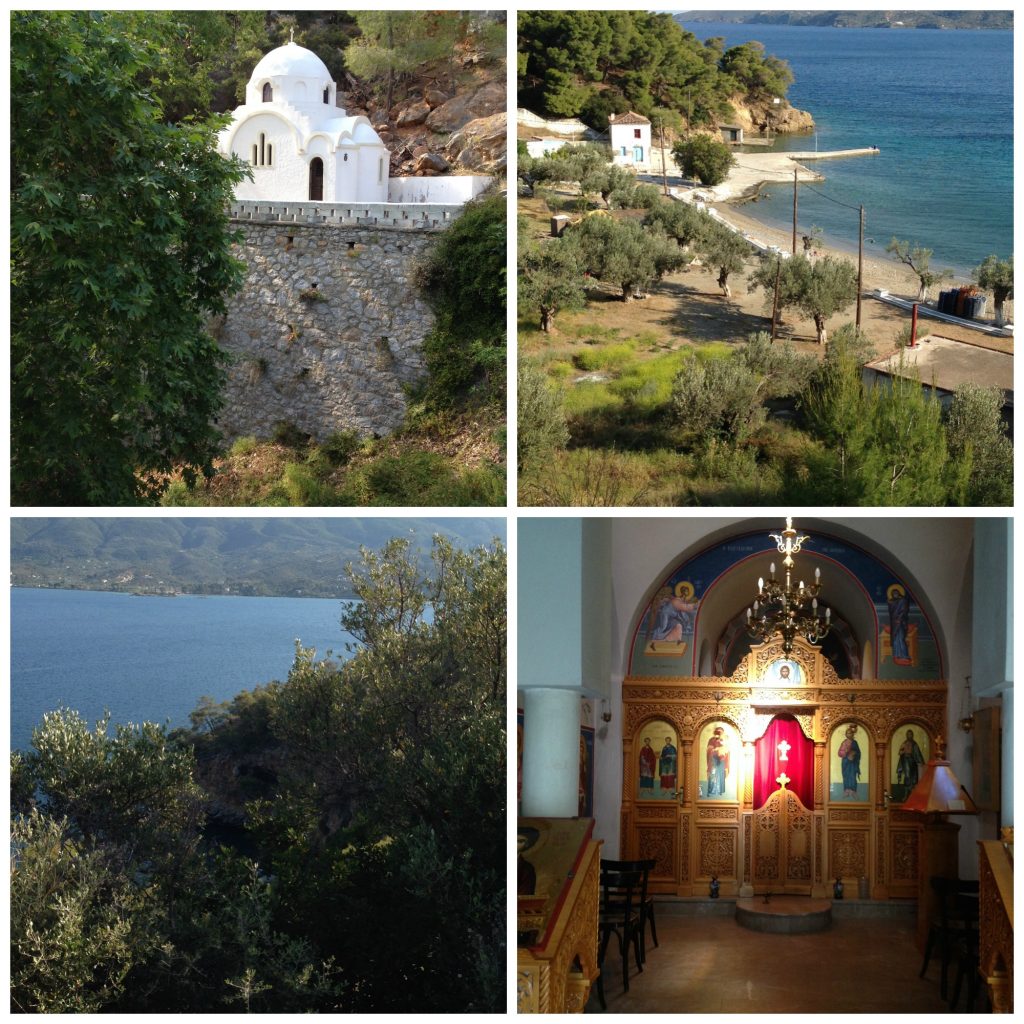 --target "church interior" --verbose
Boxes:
[516,516,1013,1013]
